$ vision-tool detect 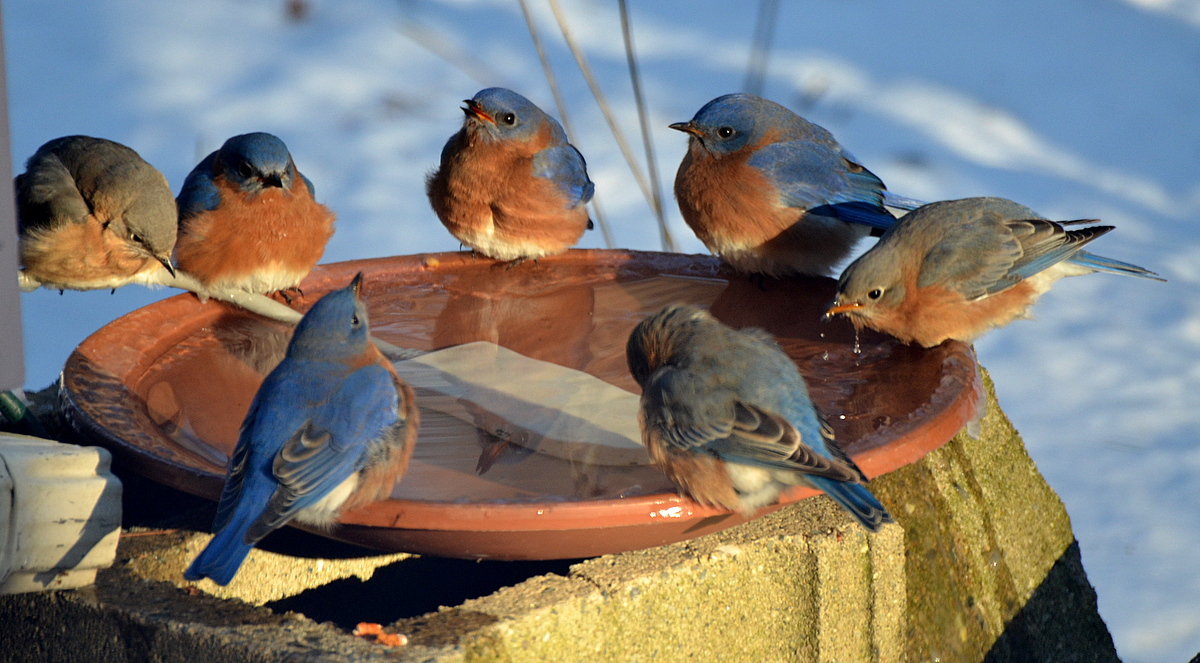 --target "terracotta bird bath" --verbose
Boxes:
[60,250,982,560]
